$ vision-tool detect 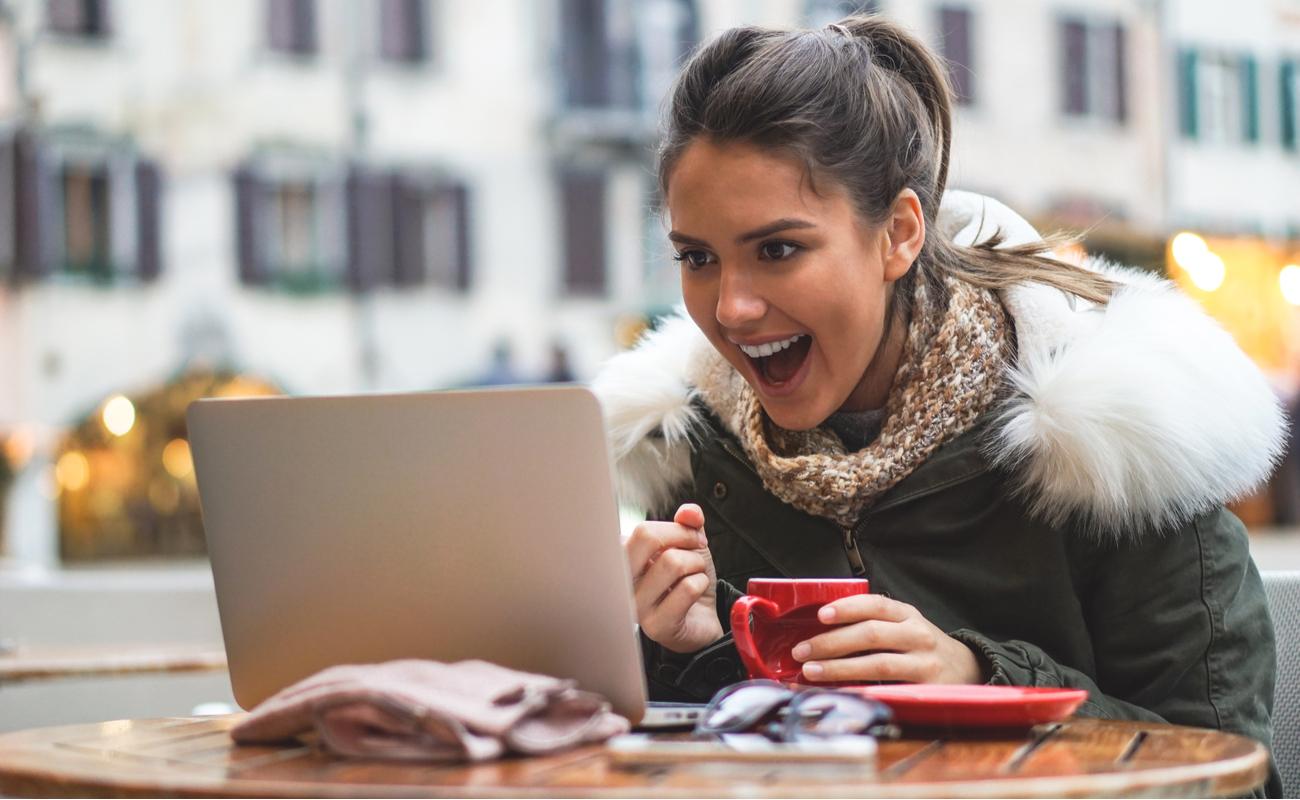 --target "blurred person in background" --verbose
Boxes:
[593,15,1284,796]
